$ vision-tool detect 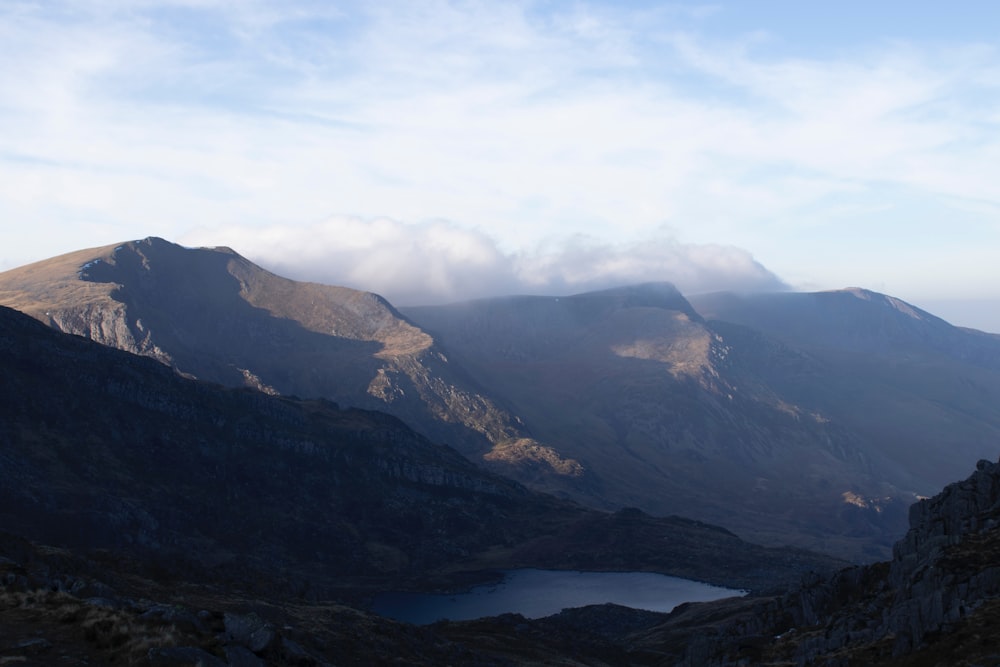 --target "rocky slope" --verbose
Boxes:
[619,456,1000,665]
[0,237,580,486]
